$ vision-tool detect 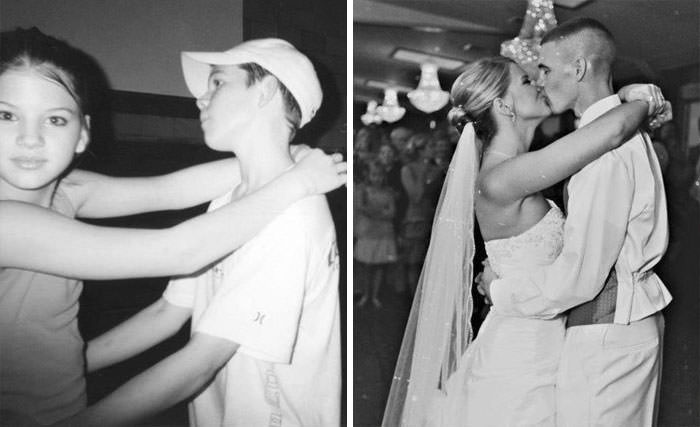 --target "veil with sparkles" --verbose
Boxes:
[382,123,478,427]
